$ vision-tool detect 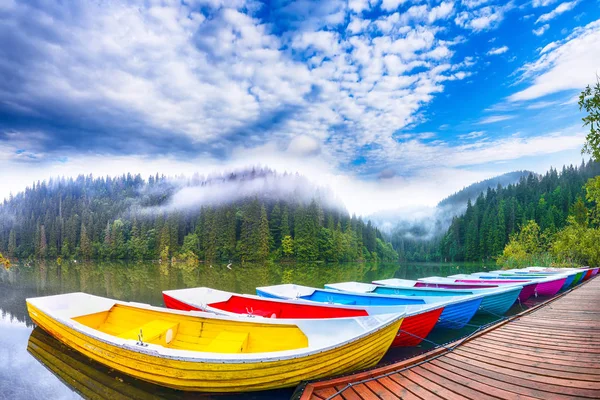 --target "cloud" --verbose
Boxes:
[532,0,558,7]
[349,0,371,13]
[536,1,580,24]
[461,0,491,9]
[0,0,475,174]
[0,0,591,217]
[459,130,486,139]
[487,46,508,55]
[509,20,600,101]
[287,135,322,156]
[477,115,515,124]
[455,4,510,31]
[525,100,560,109]
[533,24,550,35]
[381,0,407,12]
